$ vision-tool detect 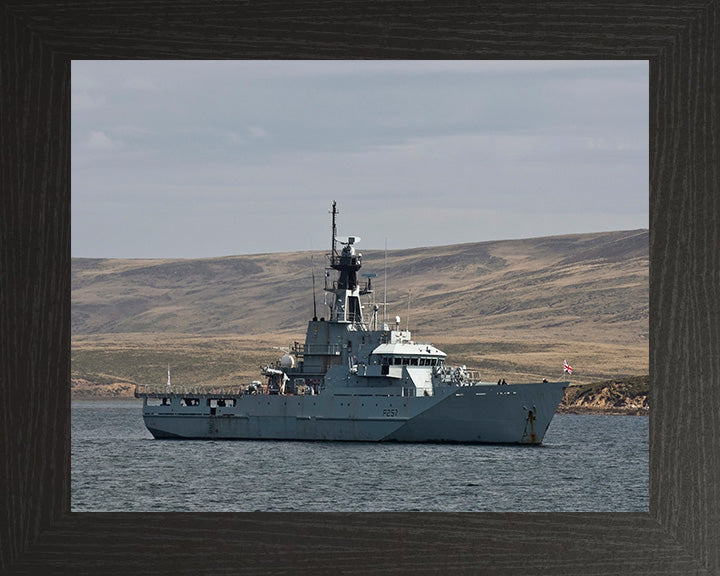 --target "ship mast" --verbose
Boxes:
[325,201,368,325]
